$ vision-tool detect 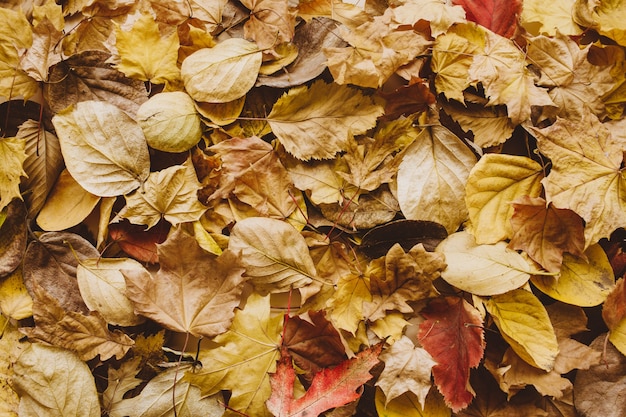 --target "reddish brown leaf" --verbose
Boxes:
[266,343,382,417]
[451,0,521,38]
[418,296,485,412]
[603,278,626,330]
[108,219,170,264]
[509,196,586,272]
[282,311,347,376]
[378,79,435,121]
